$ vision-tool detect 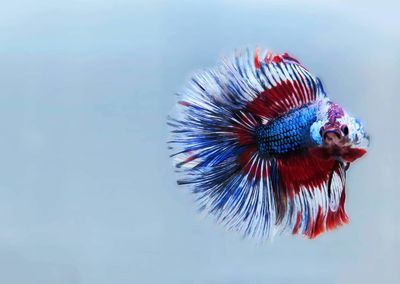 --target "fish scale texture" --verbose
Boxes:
[256,104,318,156]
